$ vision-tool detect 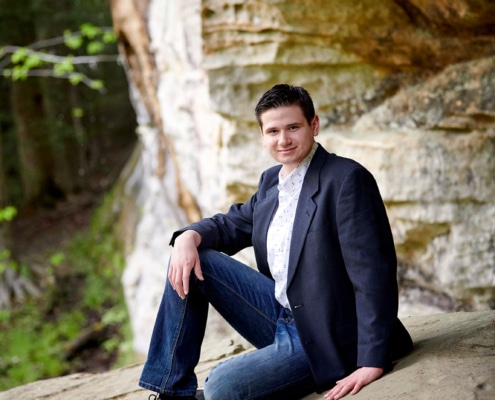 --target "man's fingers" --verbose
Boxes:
[350,383,363,395]
[325,367,384,399]
[194,261,204,281]
[182,268,191,297]
[168,254,201,299]
[325,382,352,399]
[168,263,185,298]
[168,261,200,299]
[184,260,203,296]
